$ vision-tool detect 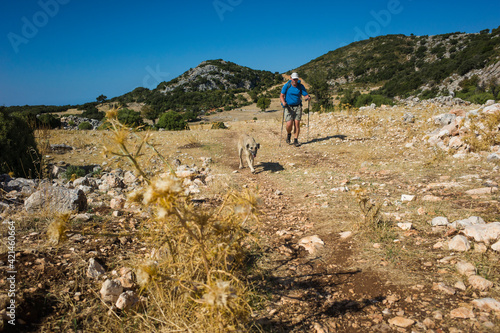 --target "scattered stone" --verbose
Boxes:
[401,194,415,202]
[74,213,92,222]
[454,281,467,291]
[433,282,456,295]
[492,240,500,252]
[115,291,139,310]
[474,243,488,253]
[118,267,136,288]
[465,187,498,195]
[450,216,485,229]
[339,231,352,239]
[456,261,476,276]
[431,216,449,226]
[397,223,412,230]
[450,307,475,319]
[463,222,500,244]
[298,235,324,254]
[422,195,442,202]
[423,317,435,329]
[25,186,87,213]
[448,235,471,252]
[388,316,414,328]
[87,258,105,279]
[100,279,123,303]
[468,275,493,291]
[471,298,500,312]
